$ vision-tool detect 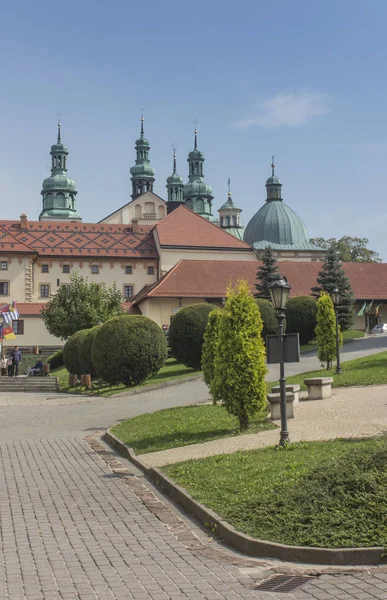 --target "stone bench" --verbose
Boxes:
[267,392,295,420]
[304,377,333,400]
[271,384,300,406]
